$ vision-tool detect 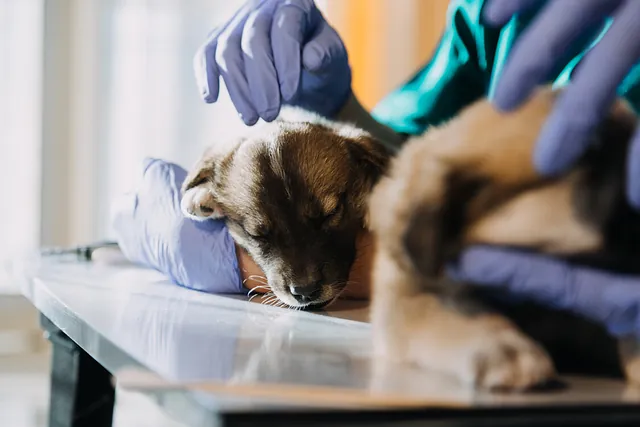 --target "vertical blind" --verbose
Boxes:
[0,0,44,289]
[0,0,446,280]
